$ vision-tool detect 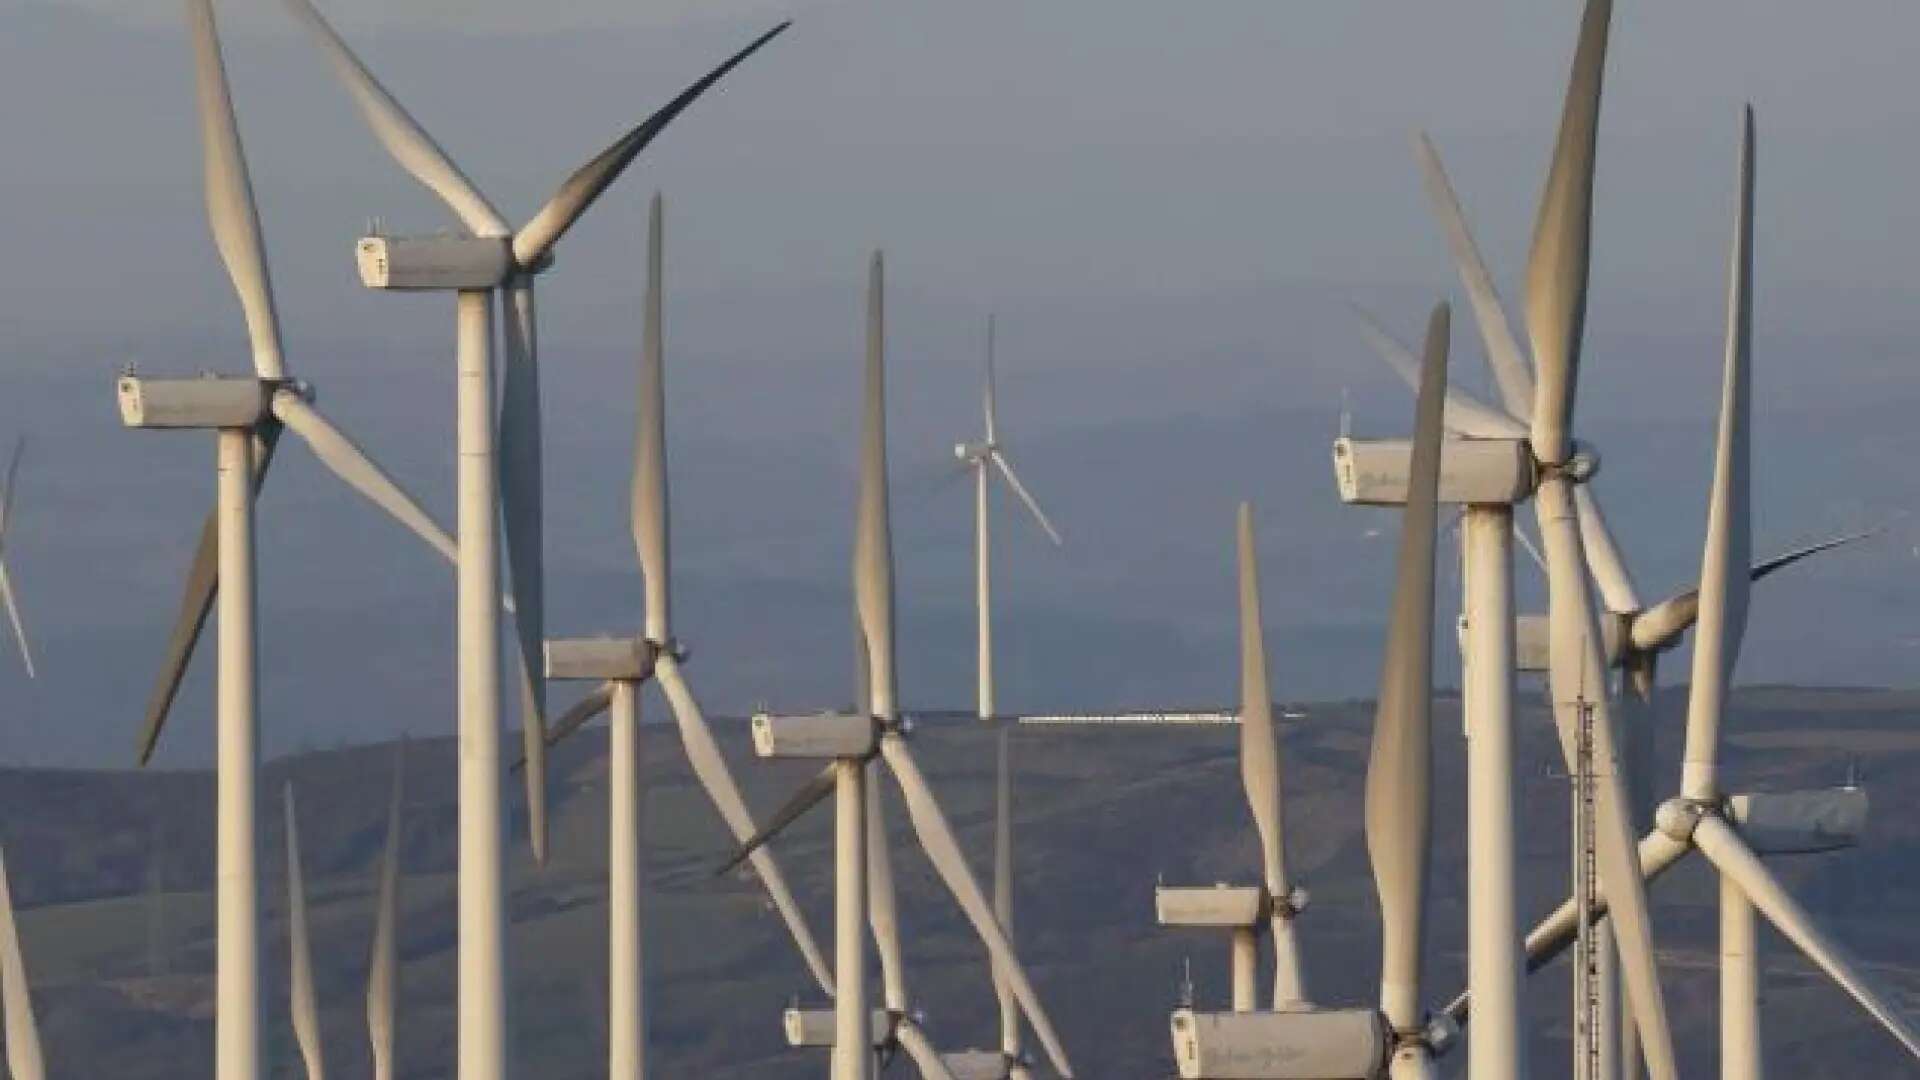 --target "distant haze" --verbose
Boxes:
[0,0,1916,764]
